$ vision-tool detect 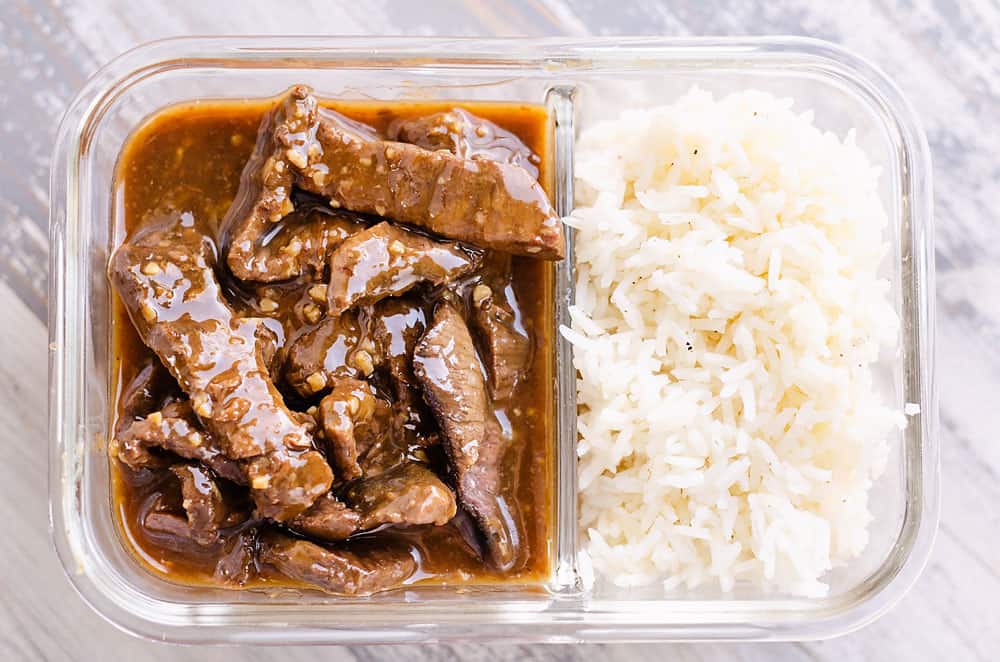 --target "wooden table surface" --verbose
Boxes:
[2,1,997,660]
